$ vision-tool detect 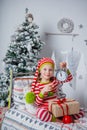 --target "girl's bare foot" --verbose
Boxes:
[74,120,80,123]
